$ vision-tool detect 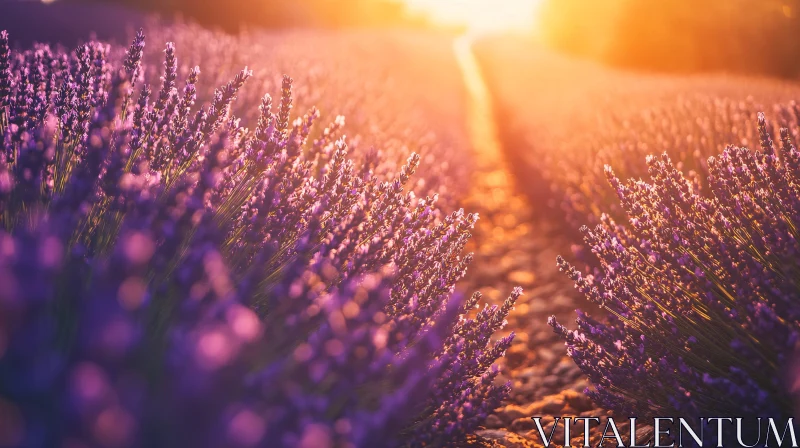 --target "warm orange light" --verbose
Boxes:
[404,0,543,33]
